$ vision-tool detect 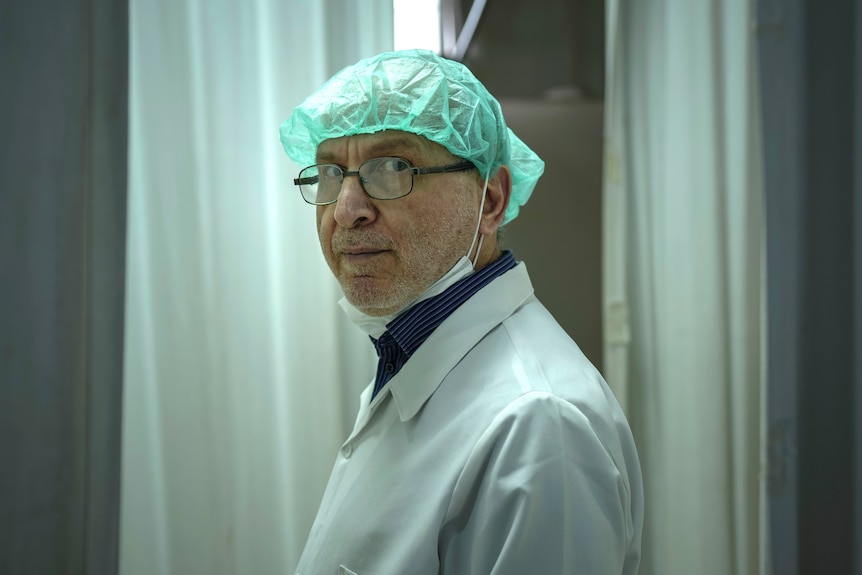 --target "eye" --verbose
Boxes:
[376,157,410,173]
[319,165,343,179]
